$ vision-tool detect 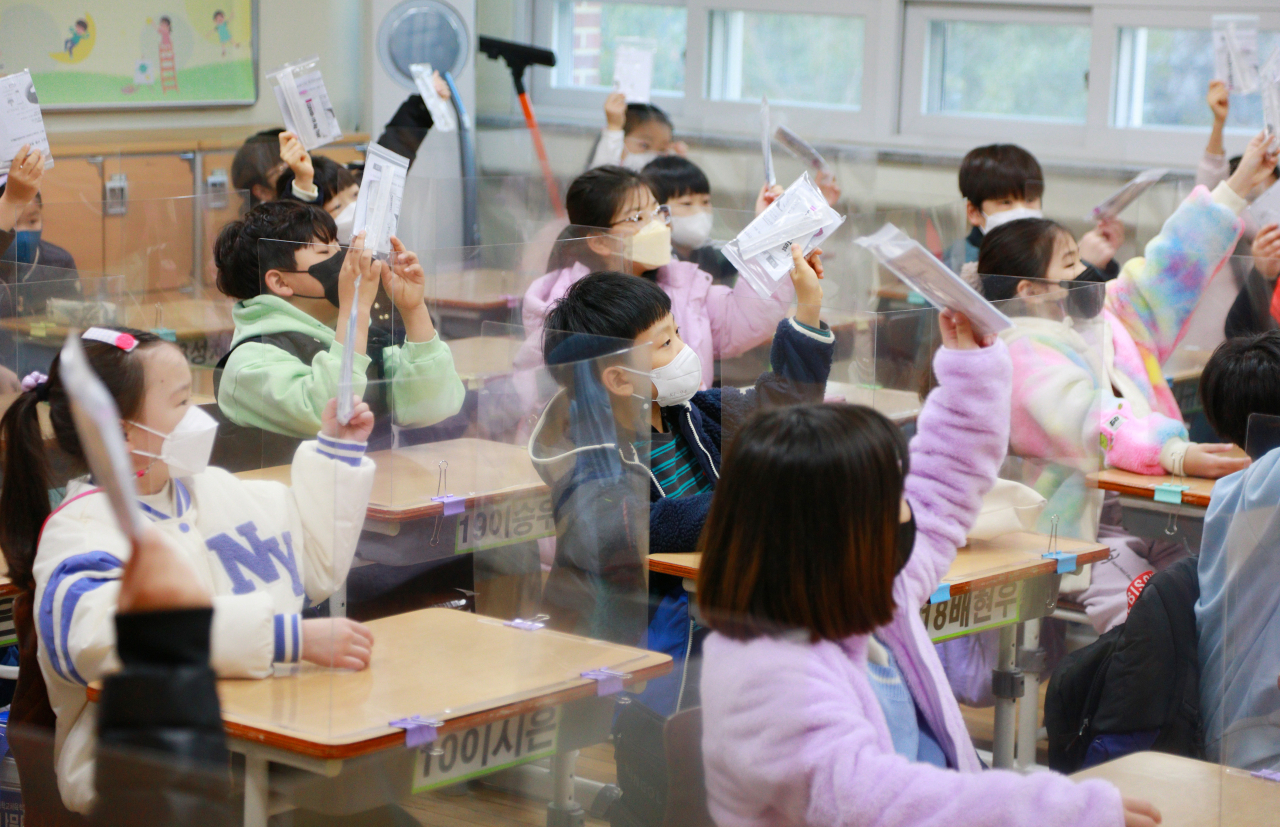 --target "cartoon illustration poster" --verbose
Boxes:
[0,0,256,108]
